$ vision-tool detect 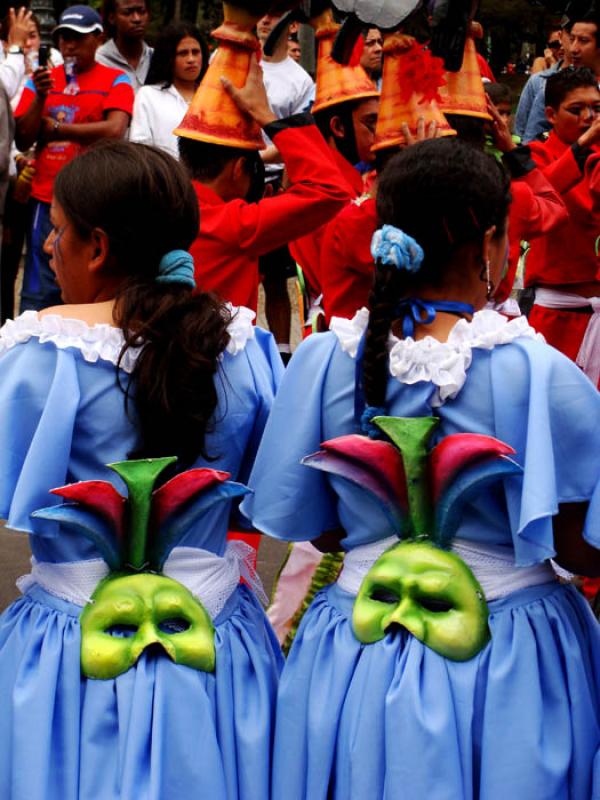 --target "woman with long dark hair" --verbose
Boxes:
[130,23,208,158]
[0,141,282,799]
[244,138,600,799]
